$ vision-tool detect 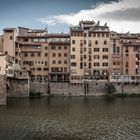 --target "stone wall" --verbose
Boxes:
[0,75,6,105]
[30,81,48,95]
[50,82,71,95]
[50,81,107,96]
[113,83,140,94]
[7,79,29,97]
[49,81,140,96]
